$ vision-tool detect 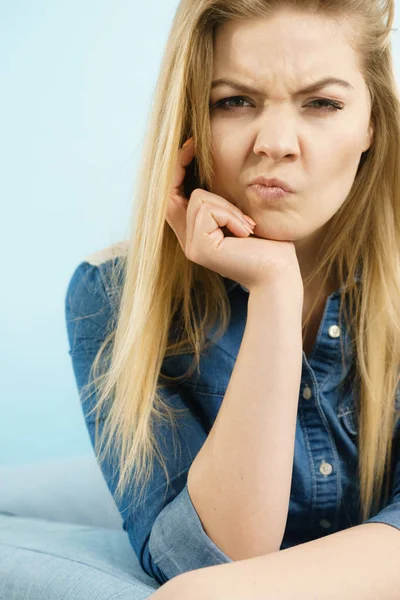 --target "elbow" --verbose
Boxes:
[188,472,282,560]
[200,517,281,561]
